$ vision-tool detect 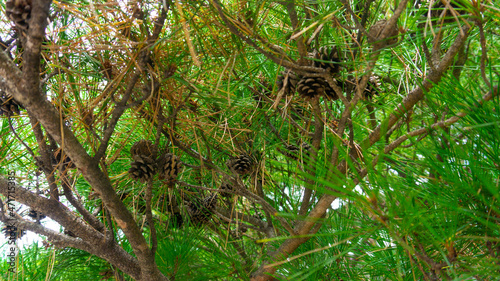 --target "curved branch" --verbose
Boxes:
[60,175,105,232]
[0,177,142,279]
[1,42,167,281]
